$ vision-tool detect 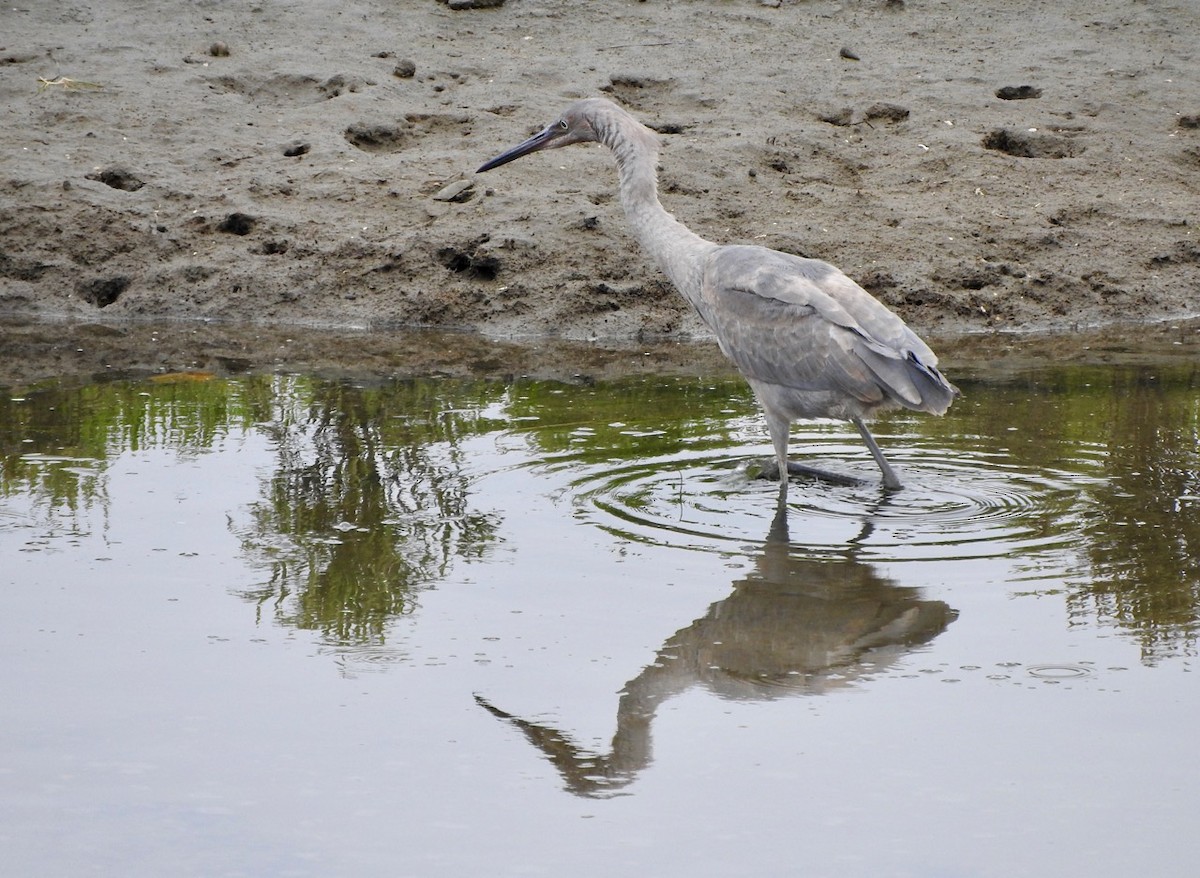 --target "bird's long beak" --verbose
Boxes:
[477,122,564,173]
